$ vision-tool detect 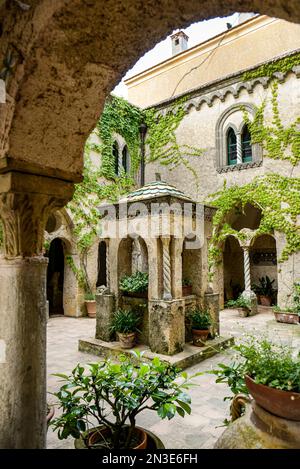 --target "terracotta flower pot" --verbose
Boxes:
[87,426,147,449]
[274,312,299,325]
[118,332,136,349]
[192,329,209,347]
[85,300,96,318]
[75,425,164,449]
[182,285,193,296]
[245,375,300,421]
[259,295,272,306]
